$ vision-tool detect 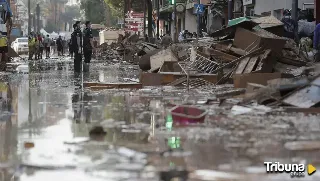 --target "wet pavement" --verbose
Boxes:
[0,56,320,181]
